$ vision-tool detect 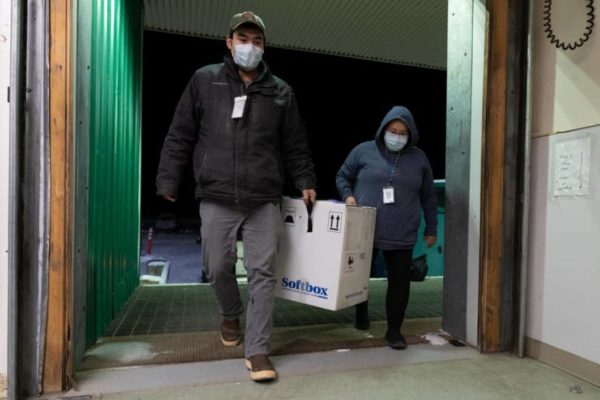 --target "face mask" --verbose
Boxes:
[233,43,264,71]
[384,131,408,152]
